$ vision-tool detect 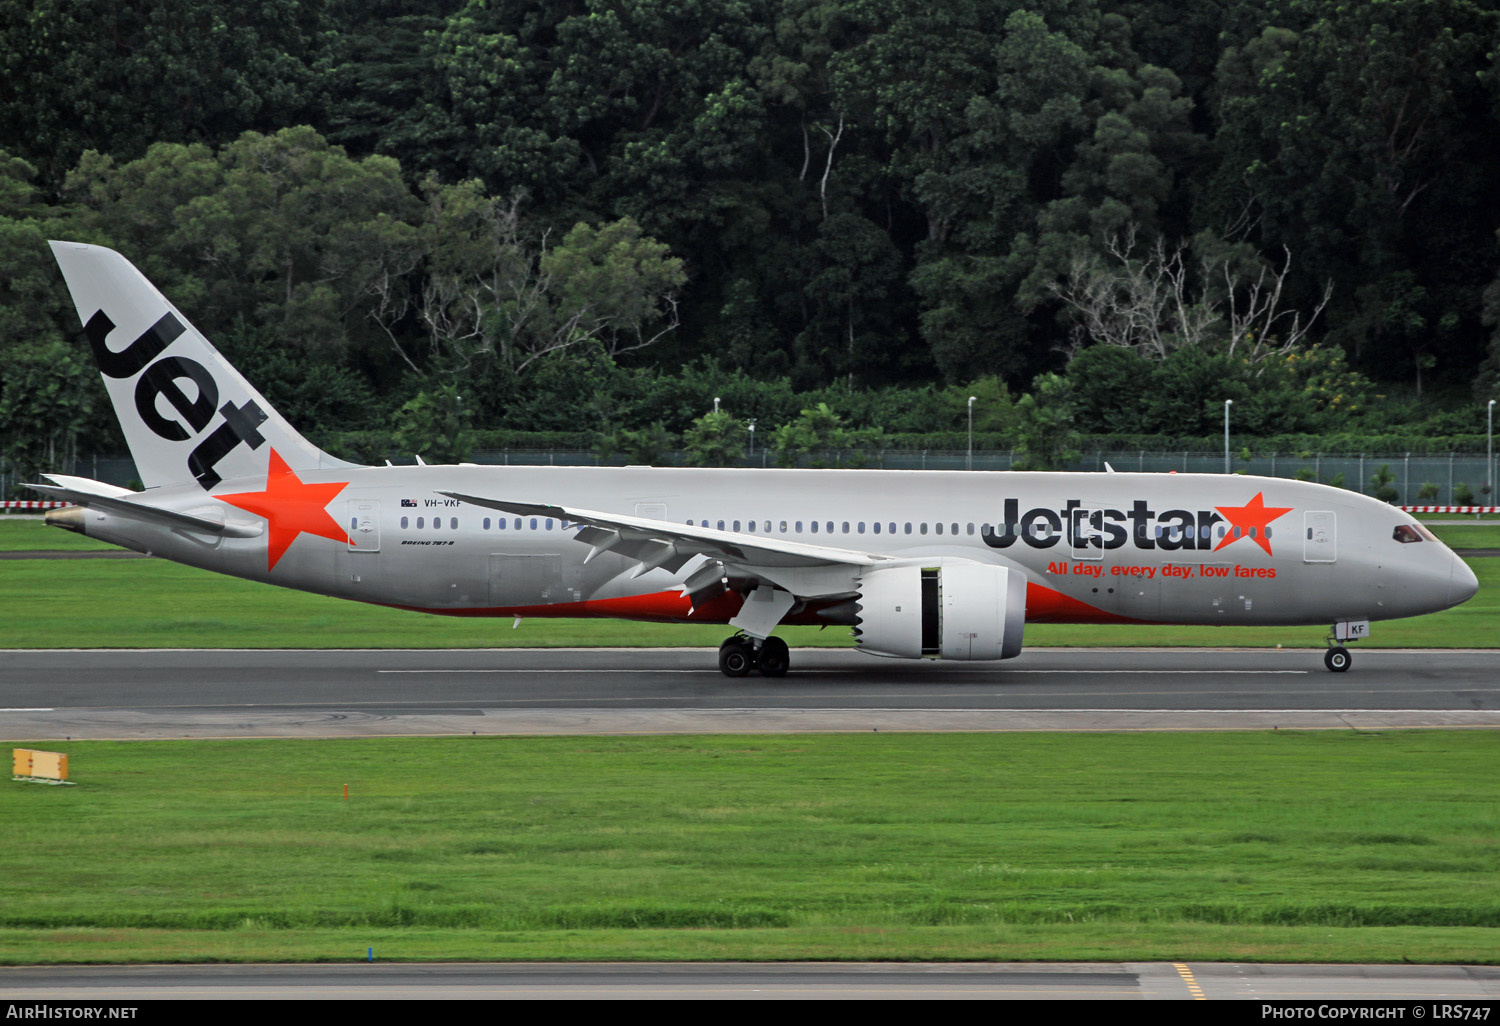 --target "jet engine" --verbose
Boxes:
[853,562,1025,661]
